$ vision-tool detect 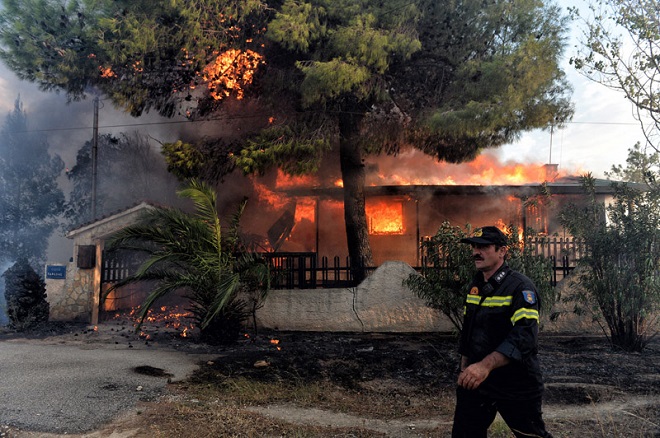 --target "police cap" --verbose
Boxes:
[460,226,508,246]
